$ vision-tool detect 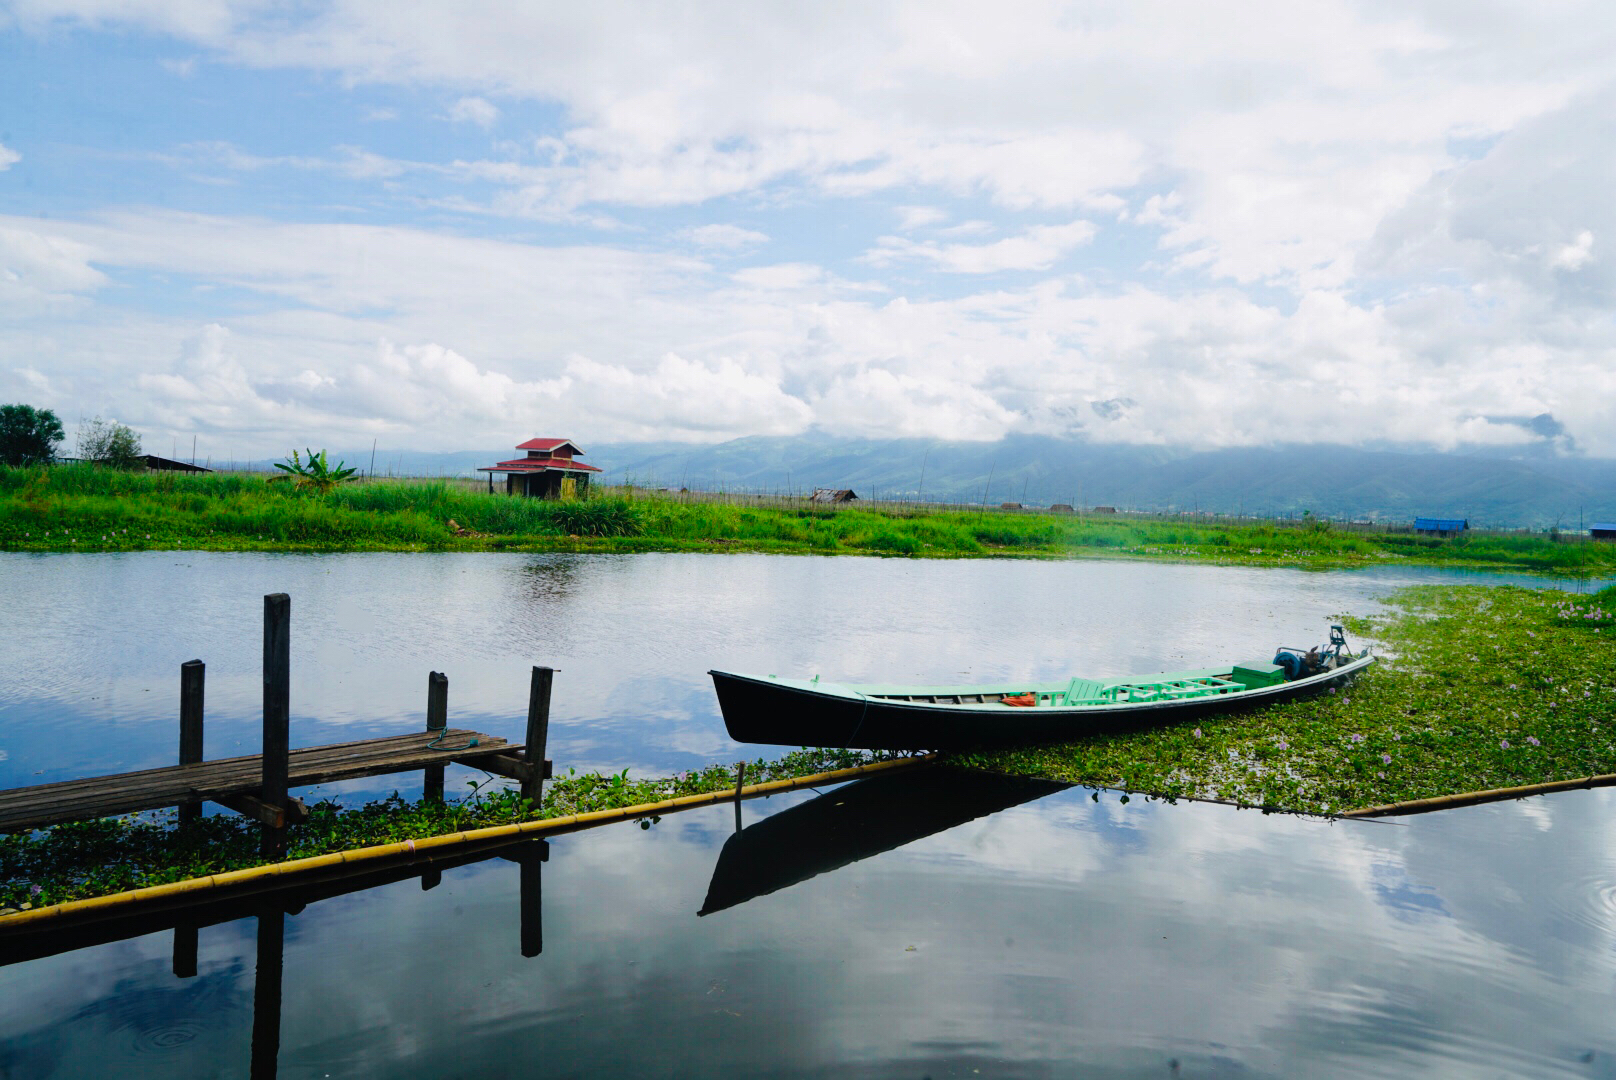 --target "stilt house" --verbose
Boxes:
[479,438,601,498]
